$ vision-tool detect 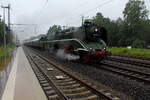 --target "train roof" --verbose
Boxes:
[45,38,88,49]
[23,38,39,44]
